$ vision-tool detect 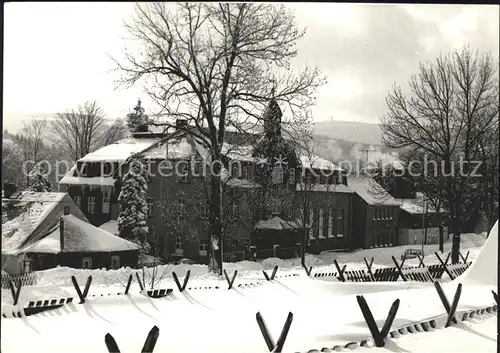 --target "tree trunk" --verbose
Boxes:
[438,222,444,253]
[451,200,461,264]
[208,161,223,276]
